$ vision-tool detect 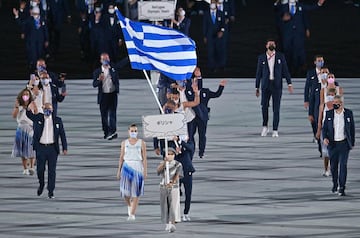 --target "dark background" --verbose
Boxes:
[0,0,359,80]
